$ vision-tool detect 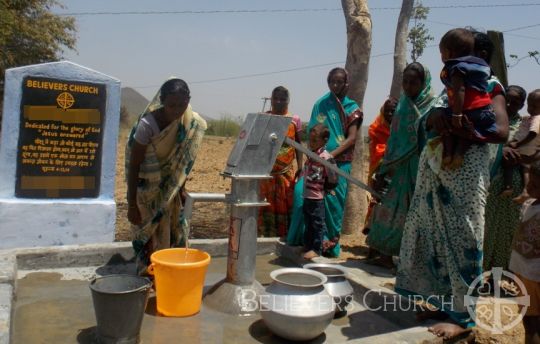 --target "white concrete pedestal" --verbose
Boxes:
[0,199,115,248]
